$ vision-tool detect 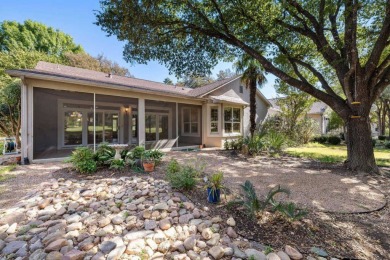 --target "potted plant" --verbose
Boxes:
[142,150,155,172]
[206,171,224,203]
